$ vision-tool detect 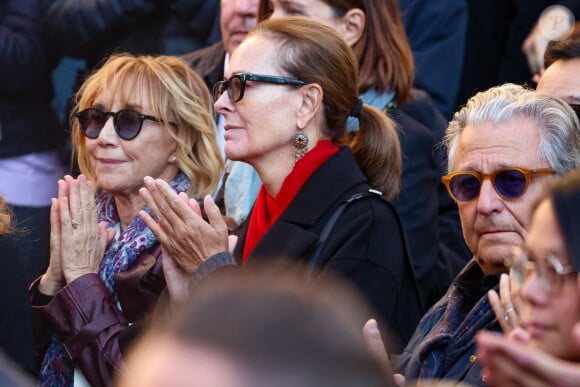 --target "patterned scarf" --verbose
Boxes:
[39,172,190,386]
